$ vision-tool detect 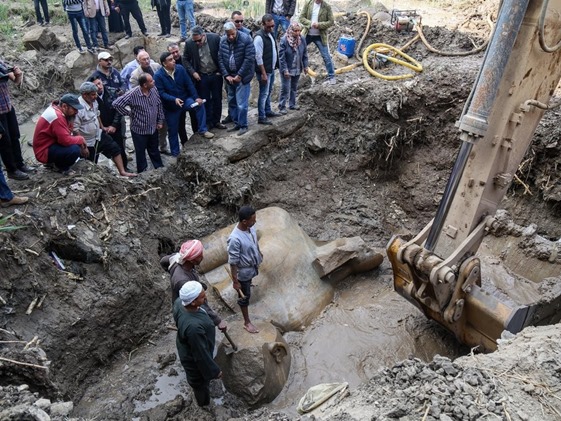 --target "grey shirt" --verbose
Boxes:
[227,226,263,281]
